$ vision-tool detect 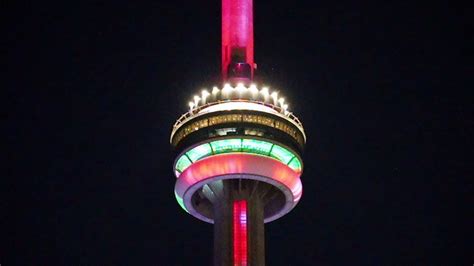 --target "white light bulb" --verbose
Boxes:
[236,83,246,94]
[193,95,200,106]
[271,92,278,105]
[201,89,210,104]
[278,97,285,106]
[249,84,258,98]
[222,83,233,99]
